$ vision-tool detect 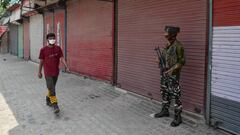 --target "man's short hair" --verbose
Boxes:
[46,33,56,39]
